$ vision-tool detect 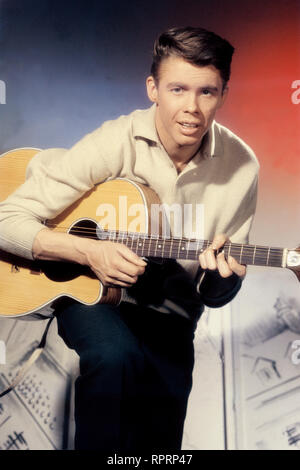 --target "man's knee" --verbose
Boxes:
[79,338,144,377]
